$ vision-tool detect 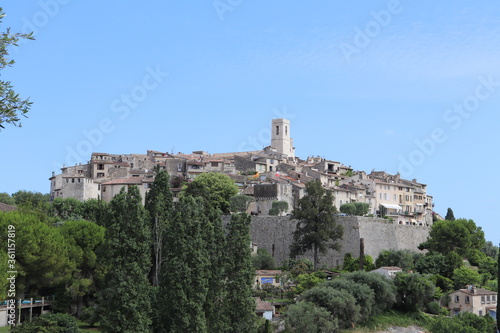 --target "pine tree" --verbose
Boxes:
[144,168,173,287]
[157,196,210,333]
[98,186,152,333]
[224,213,257,333]
[290,180,343,269]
